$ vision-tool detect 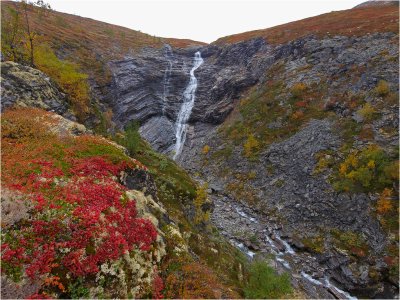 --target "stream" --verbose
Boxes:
[211,195,358,299]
